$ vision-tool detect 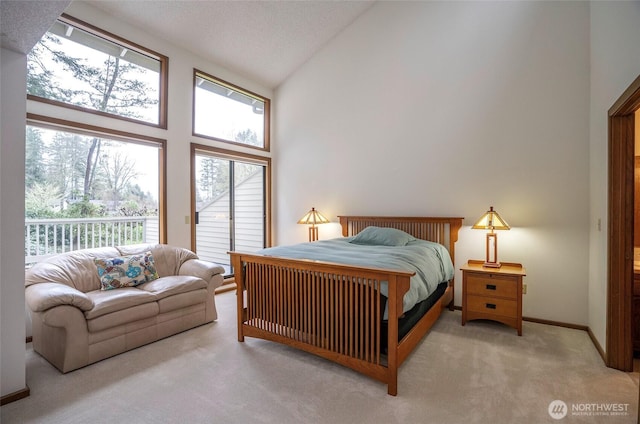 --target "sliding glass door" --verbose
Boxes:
[193,148,268,276]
